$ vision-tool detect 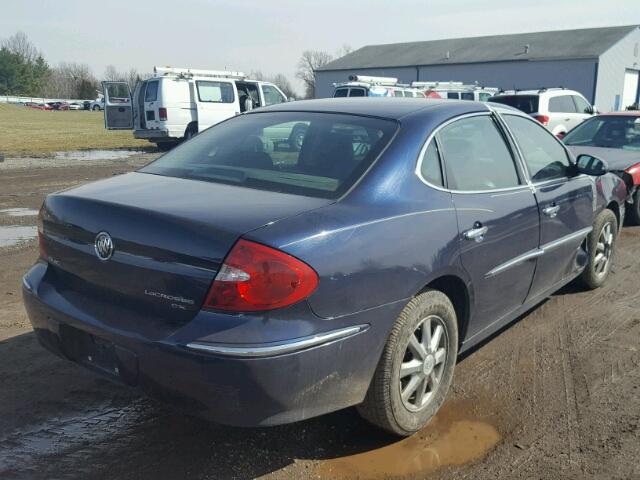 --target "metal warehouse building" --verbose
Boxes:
[315,25,640,112]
